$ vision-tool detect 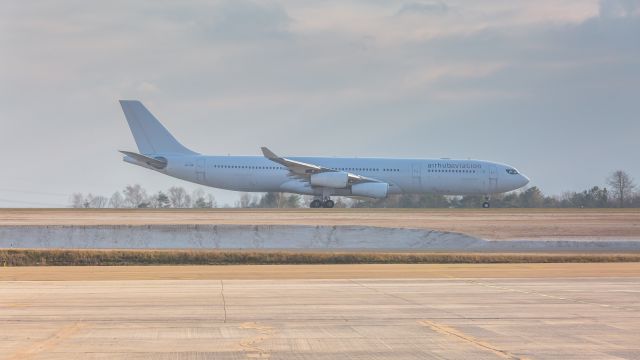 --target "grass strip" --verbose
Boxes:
[1,249,639,266]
